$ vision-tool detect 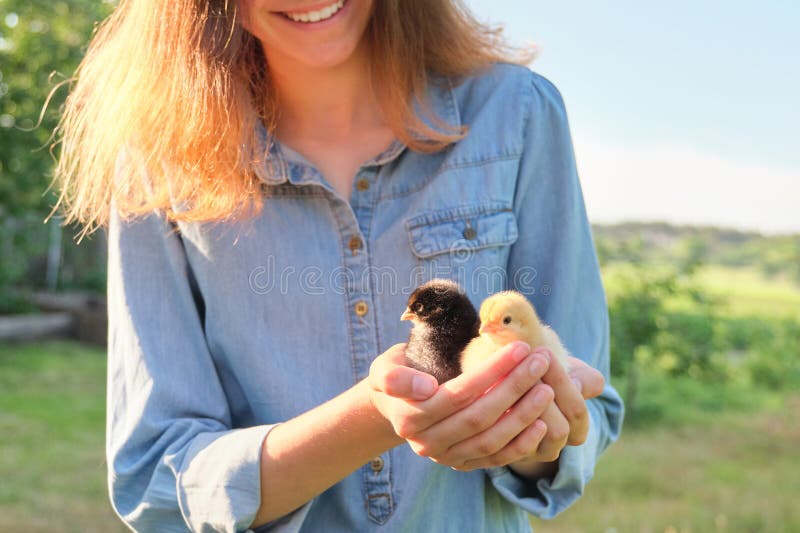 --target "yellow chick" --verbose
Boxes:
[460,291,571,374]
